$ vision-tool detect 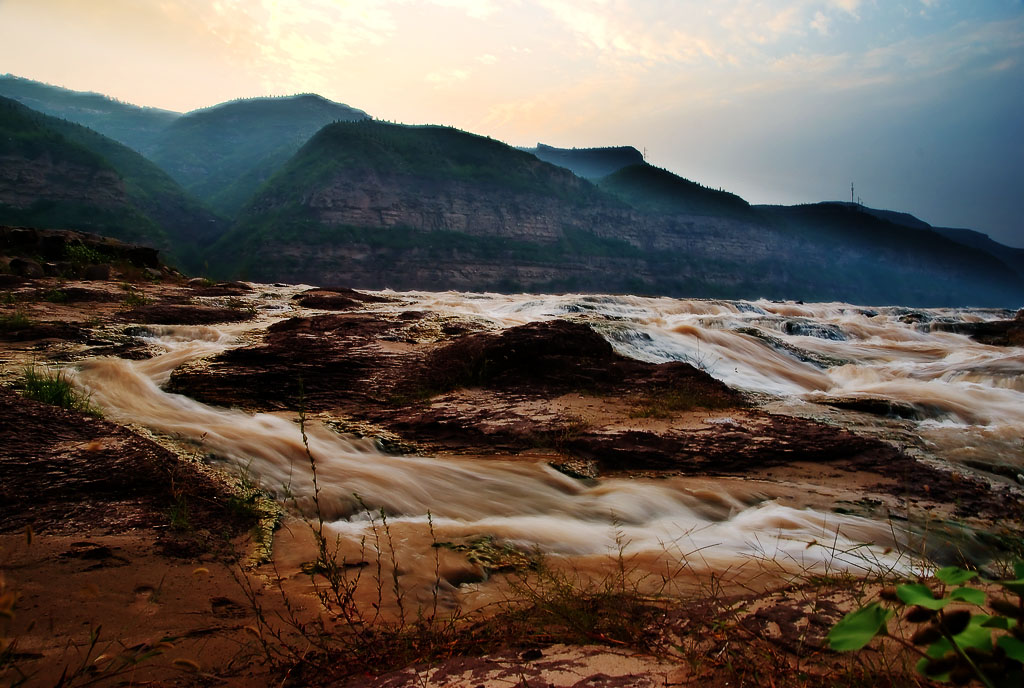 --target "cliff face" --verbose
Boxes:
[0,154,127,209]
[304,172,584,242]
